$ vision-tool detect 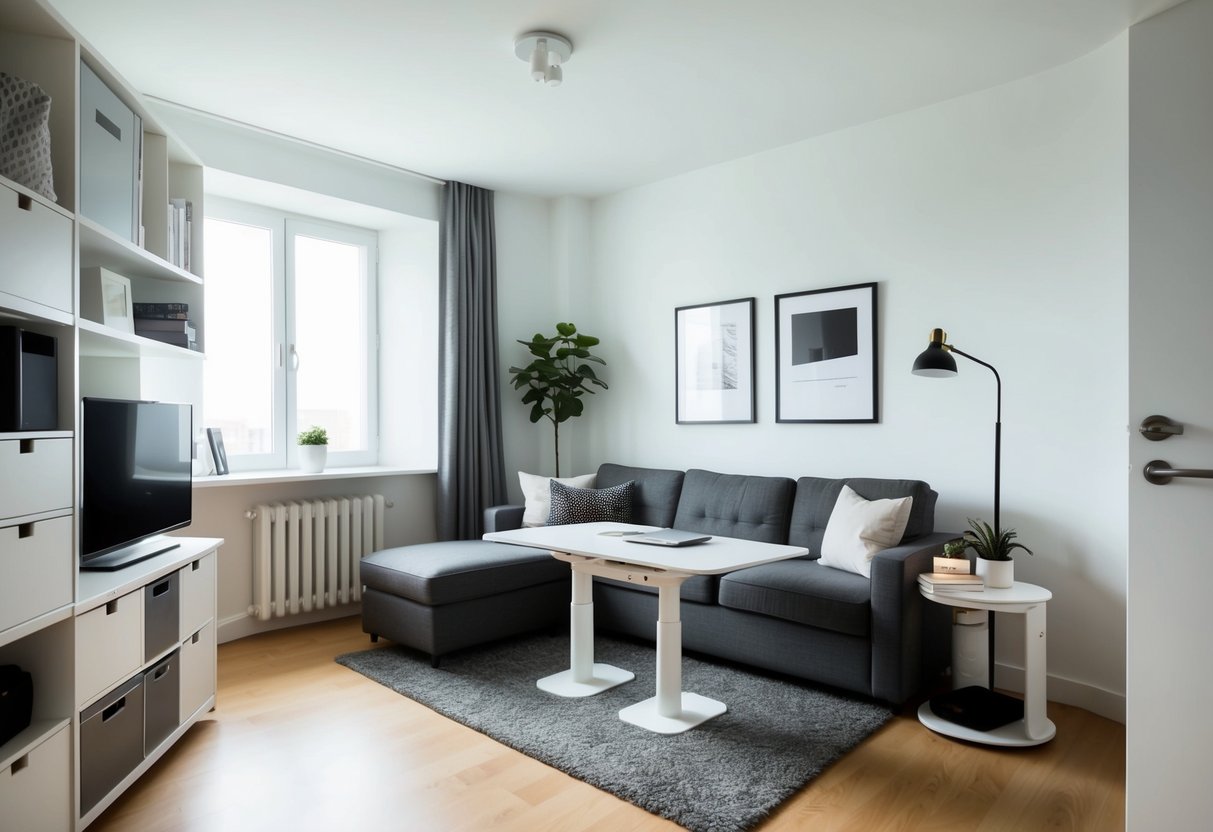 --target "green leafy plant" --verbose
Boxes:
[962,518,1033,562]
[508,322,607,477]
[297,425,329,446]
[942,538,968,559]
